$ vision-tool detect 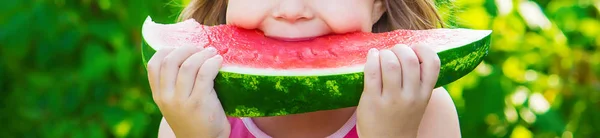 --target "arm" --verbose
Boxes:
[158,117,176,138]
[417,87,461,138]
